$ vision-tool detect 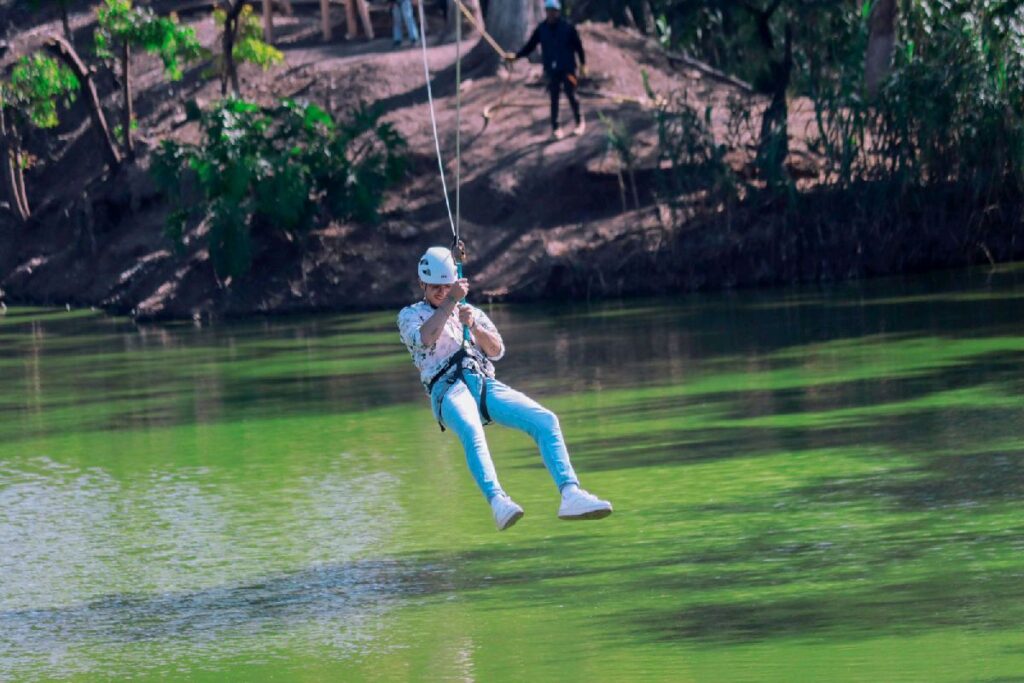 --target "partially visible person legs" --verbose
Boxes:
[547,74,563,138]
[563,74,585,135]
[434,377,524,530]
[466,374,579,491]
[463,373,612,520]
[434,373,611,529]
[391,2,404,45]
[436,379,502,500]
[399,0,419,44]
